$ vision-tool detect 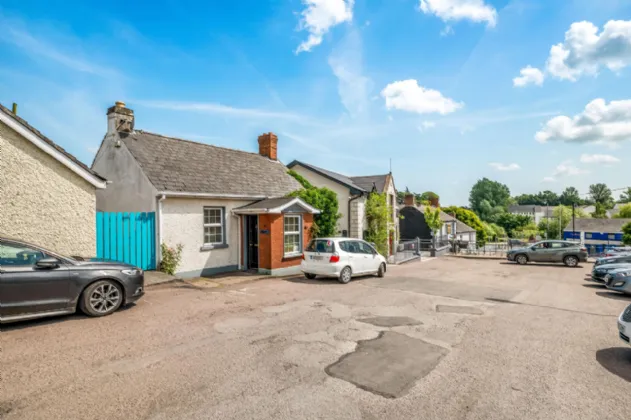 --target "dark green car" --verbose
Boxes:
[506,240,588,267]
